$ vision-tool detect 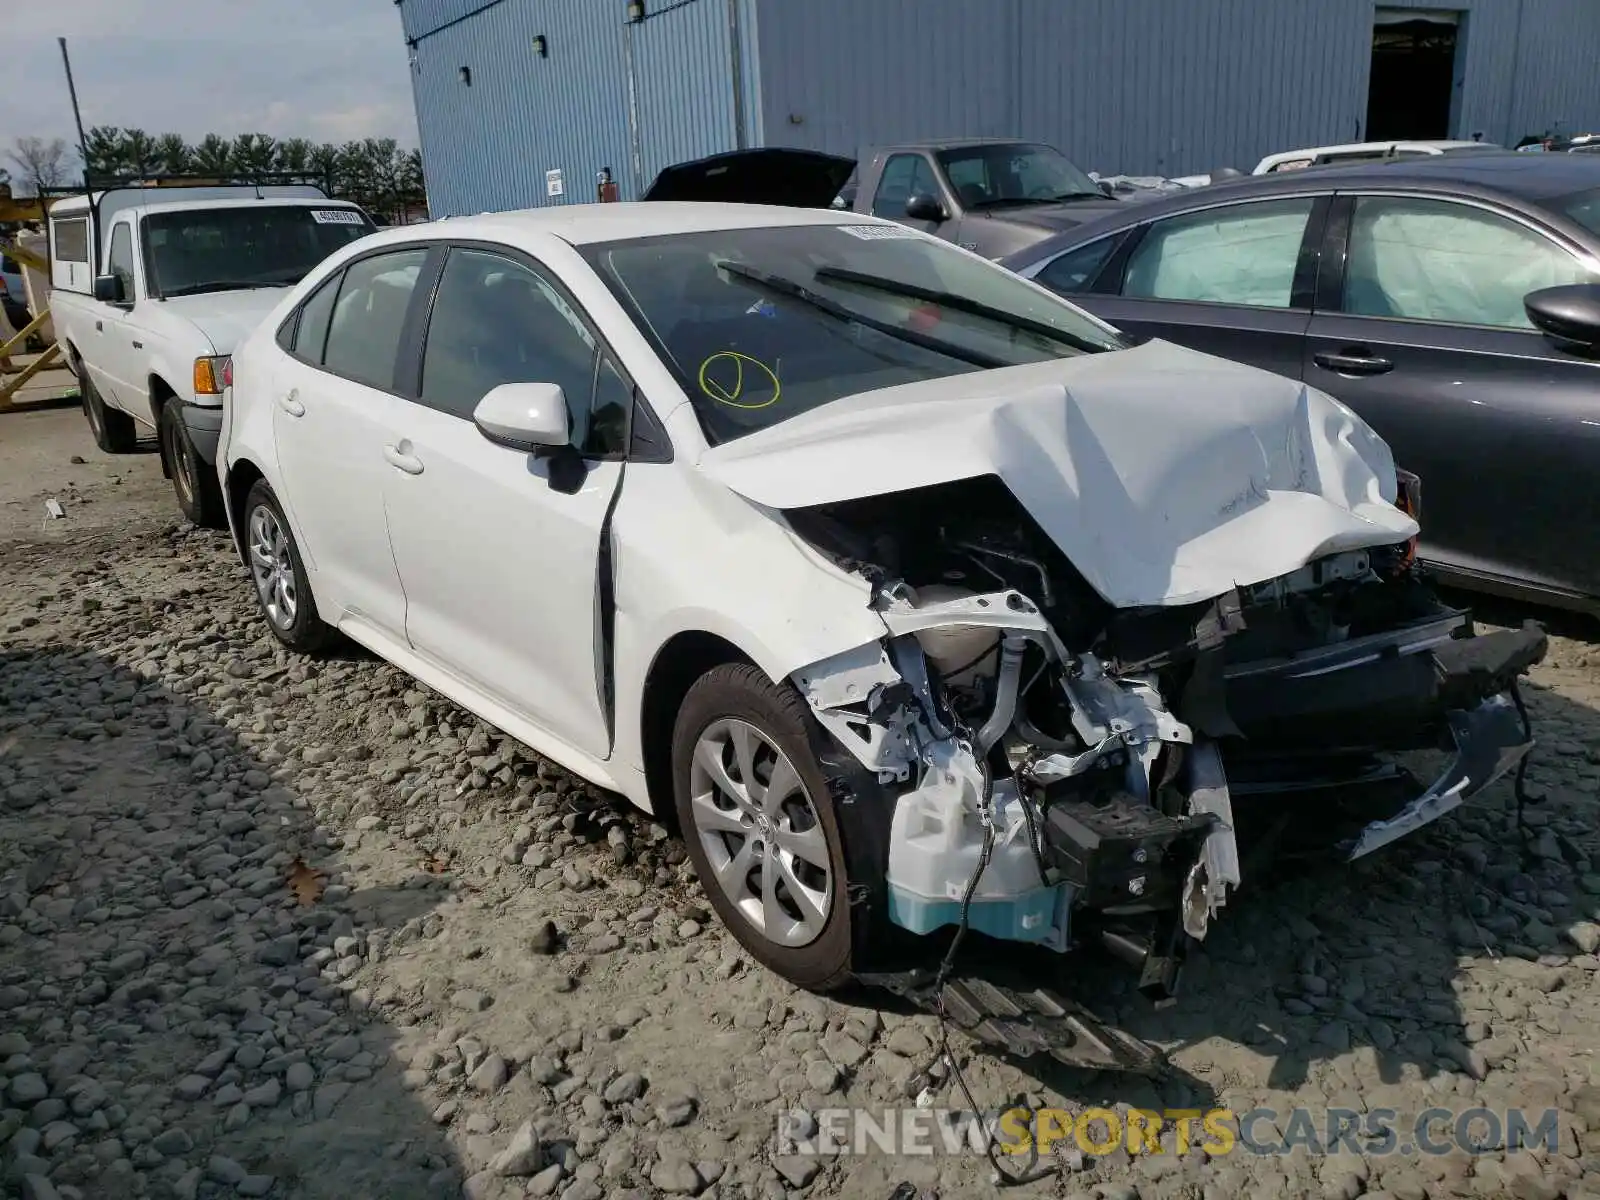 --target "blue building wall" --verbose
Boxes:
[402,0,1600,214]
[398,0,759,214]
[754,0,1600,177]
